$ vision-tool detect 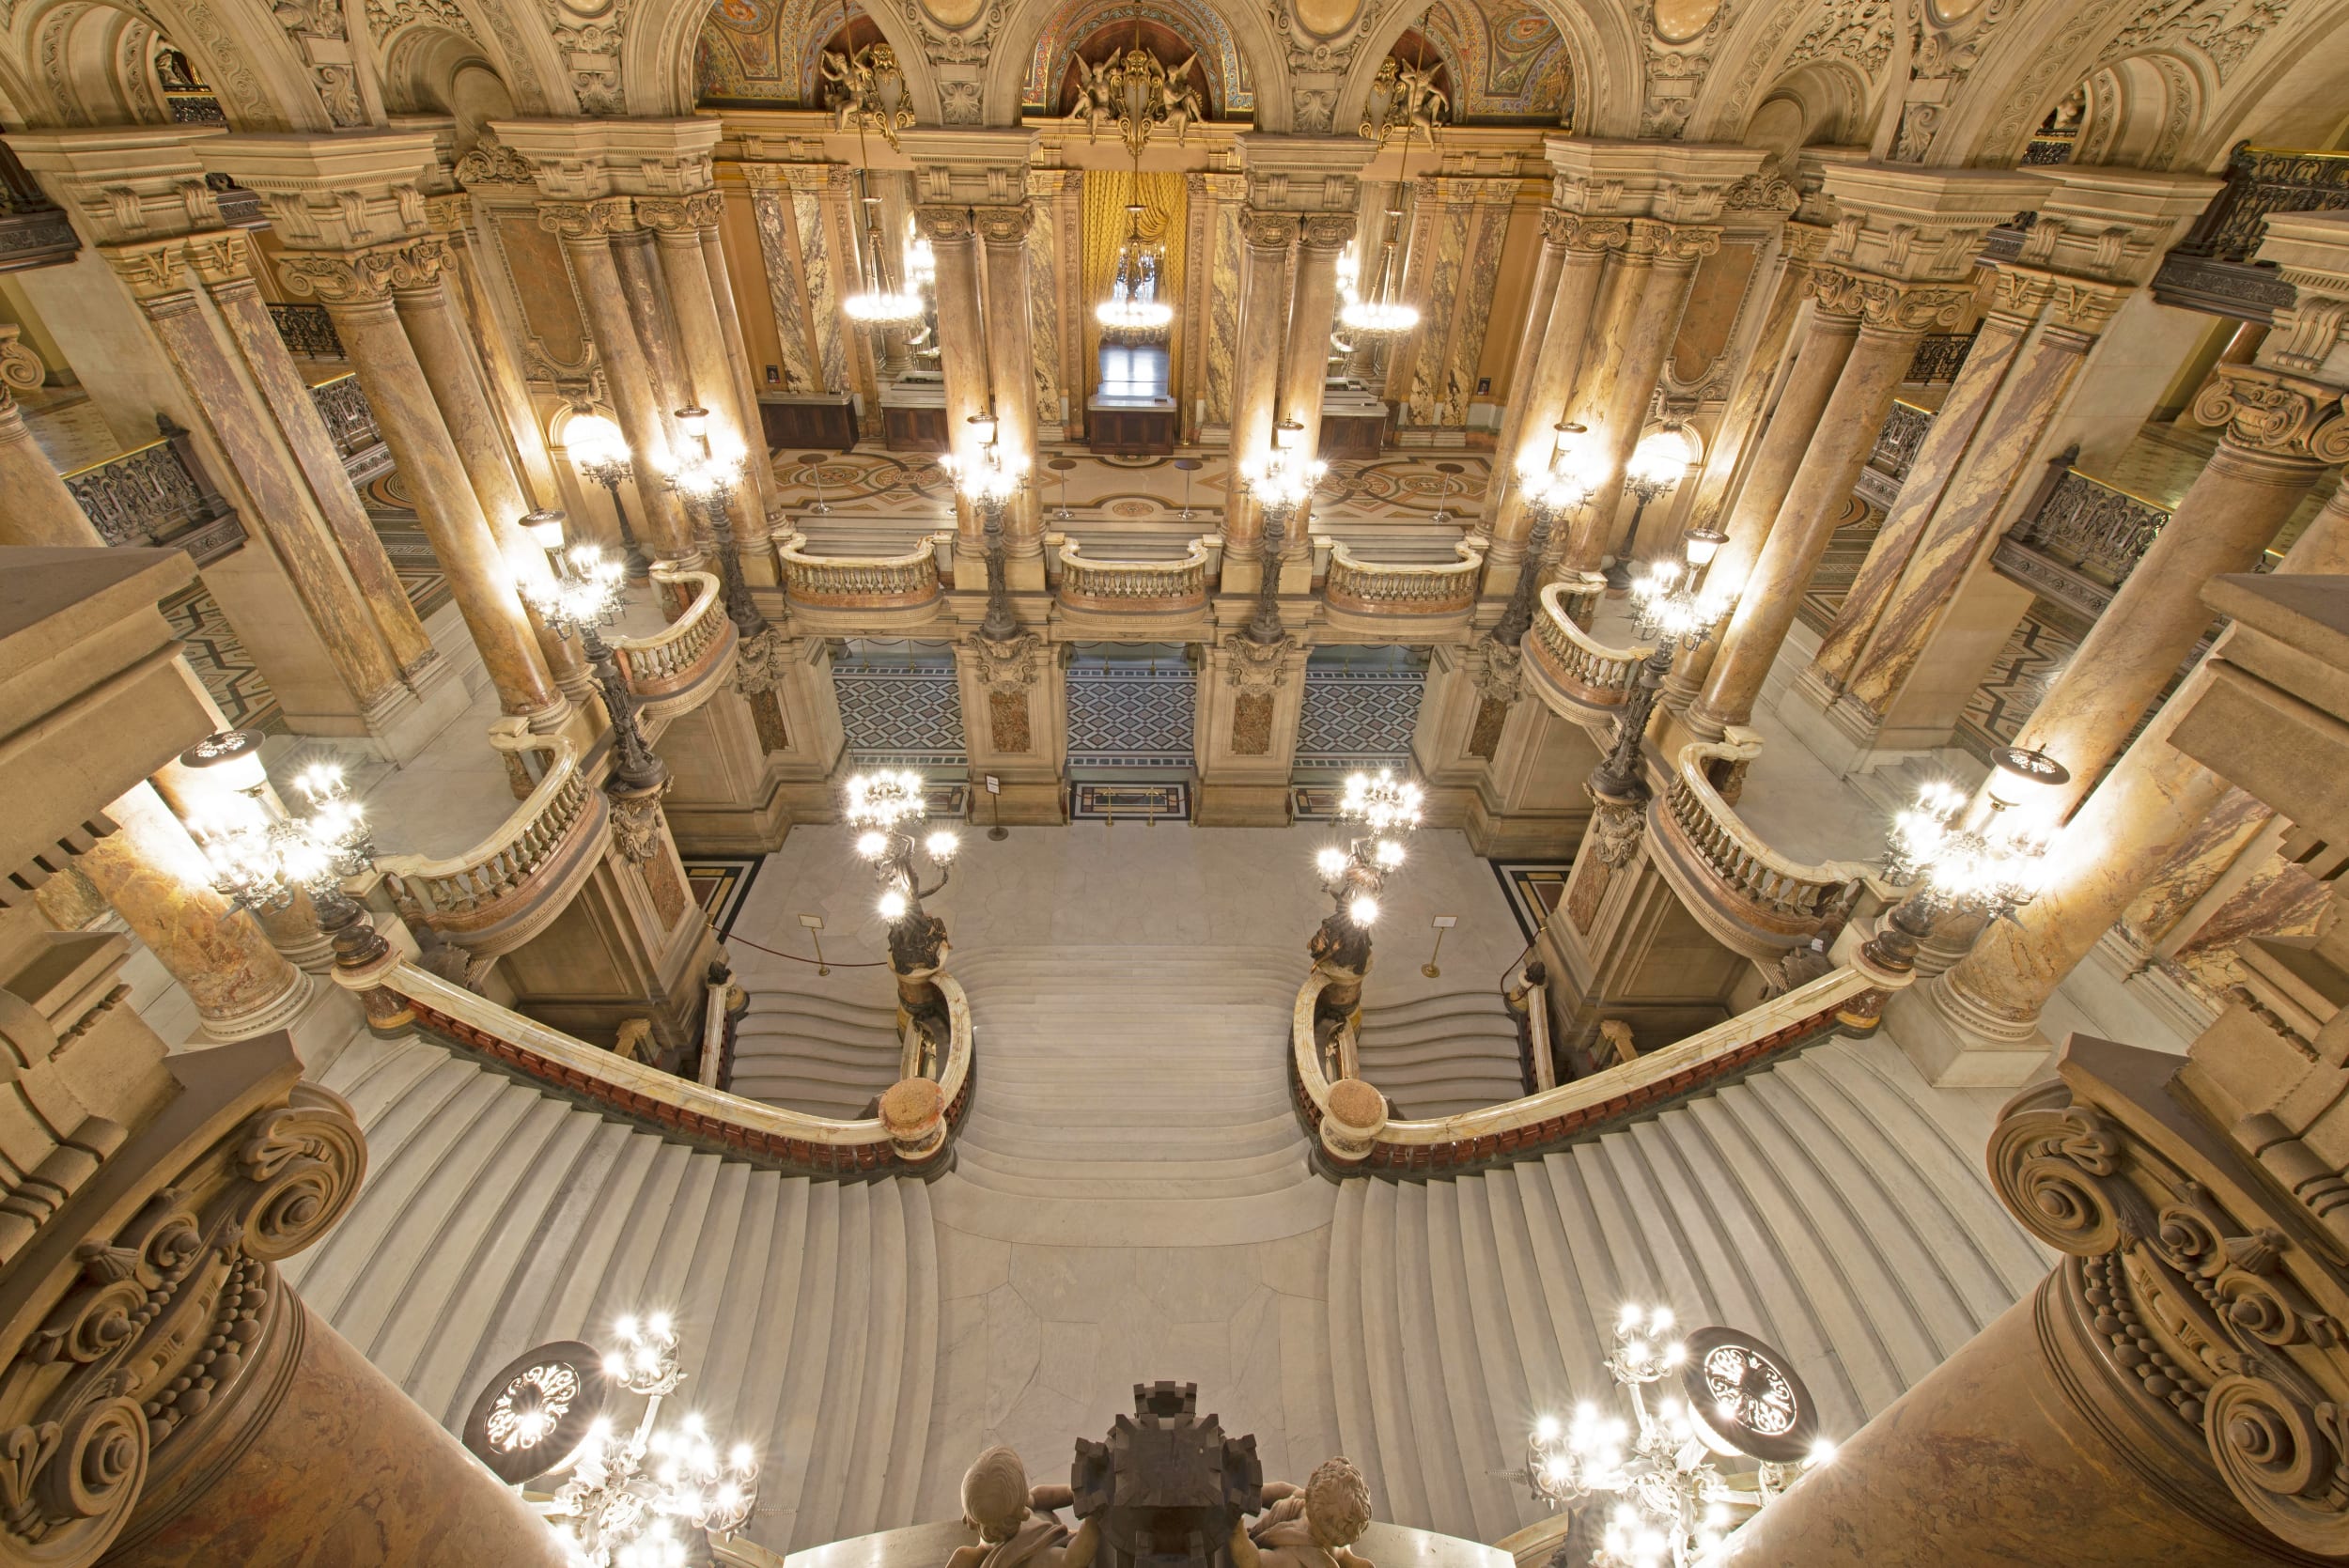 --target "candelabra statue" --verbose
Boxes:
[941,411,1028,642]
[520,510,668,808]
[847,769,961,1035]
[664,405,789,690]
[1491,421,1600,649]
[179,729,393,981]
[1308,768,1423,1035]
[1859,744,2068,977]
[1524,1304,1834,1567]
[460,1314,758,1568]
[1604,427,1697,592]
[1239,420,1326,645]
[566,411,651,582]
